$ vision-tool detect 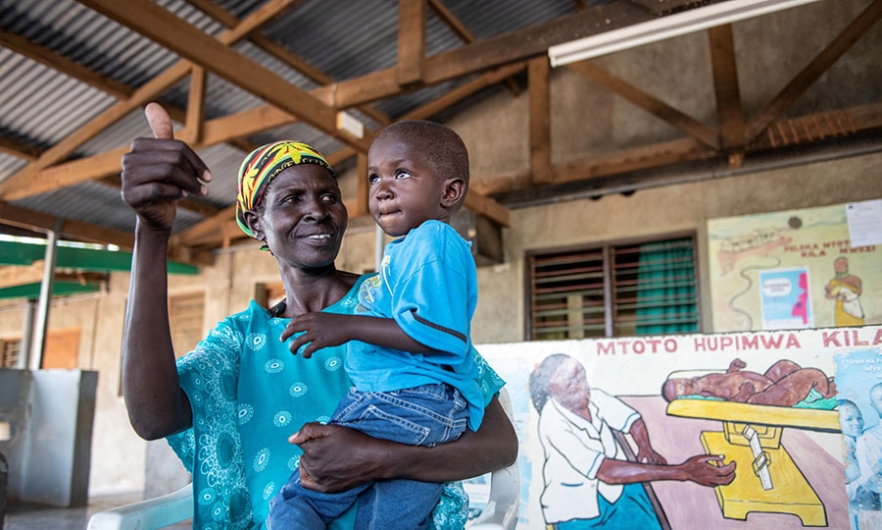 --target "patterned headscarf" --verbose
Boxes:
[235,141,334,239]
